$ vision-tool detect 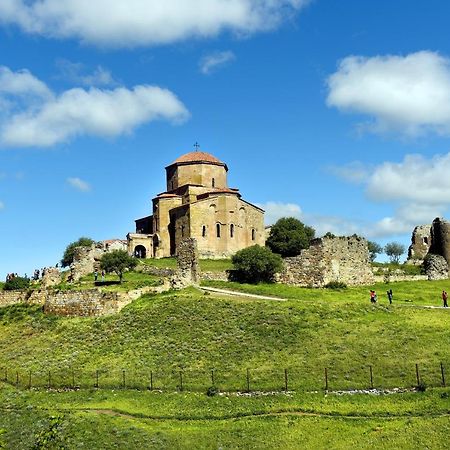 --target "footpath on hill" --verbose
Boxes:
[200,286,287,301]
